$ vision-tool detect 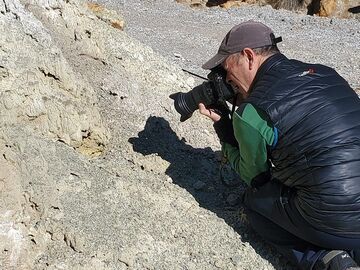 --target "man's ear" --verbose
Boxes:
[242,48,255,70]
